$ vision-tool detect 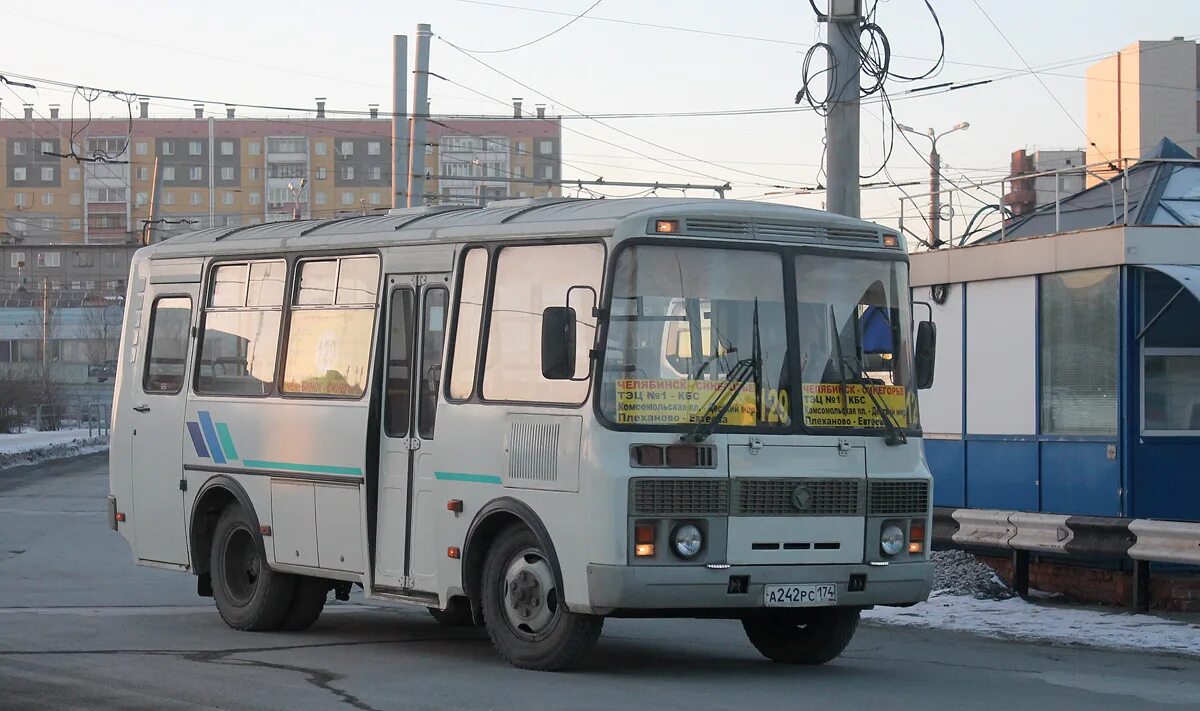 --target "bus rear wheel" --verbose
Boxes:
[281,577,330,631]
[210,504,295,631]
[480,525,603,671]
[741,608,860,665]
